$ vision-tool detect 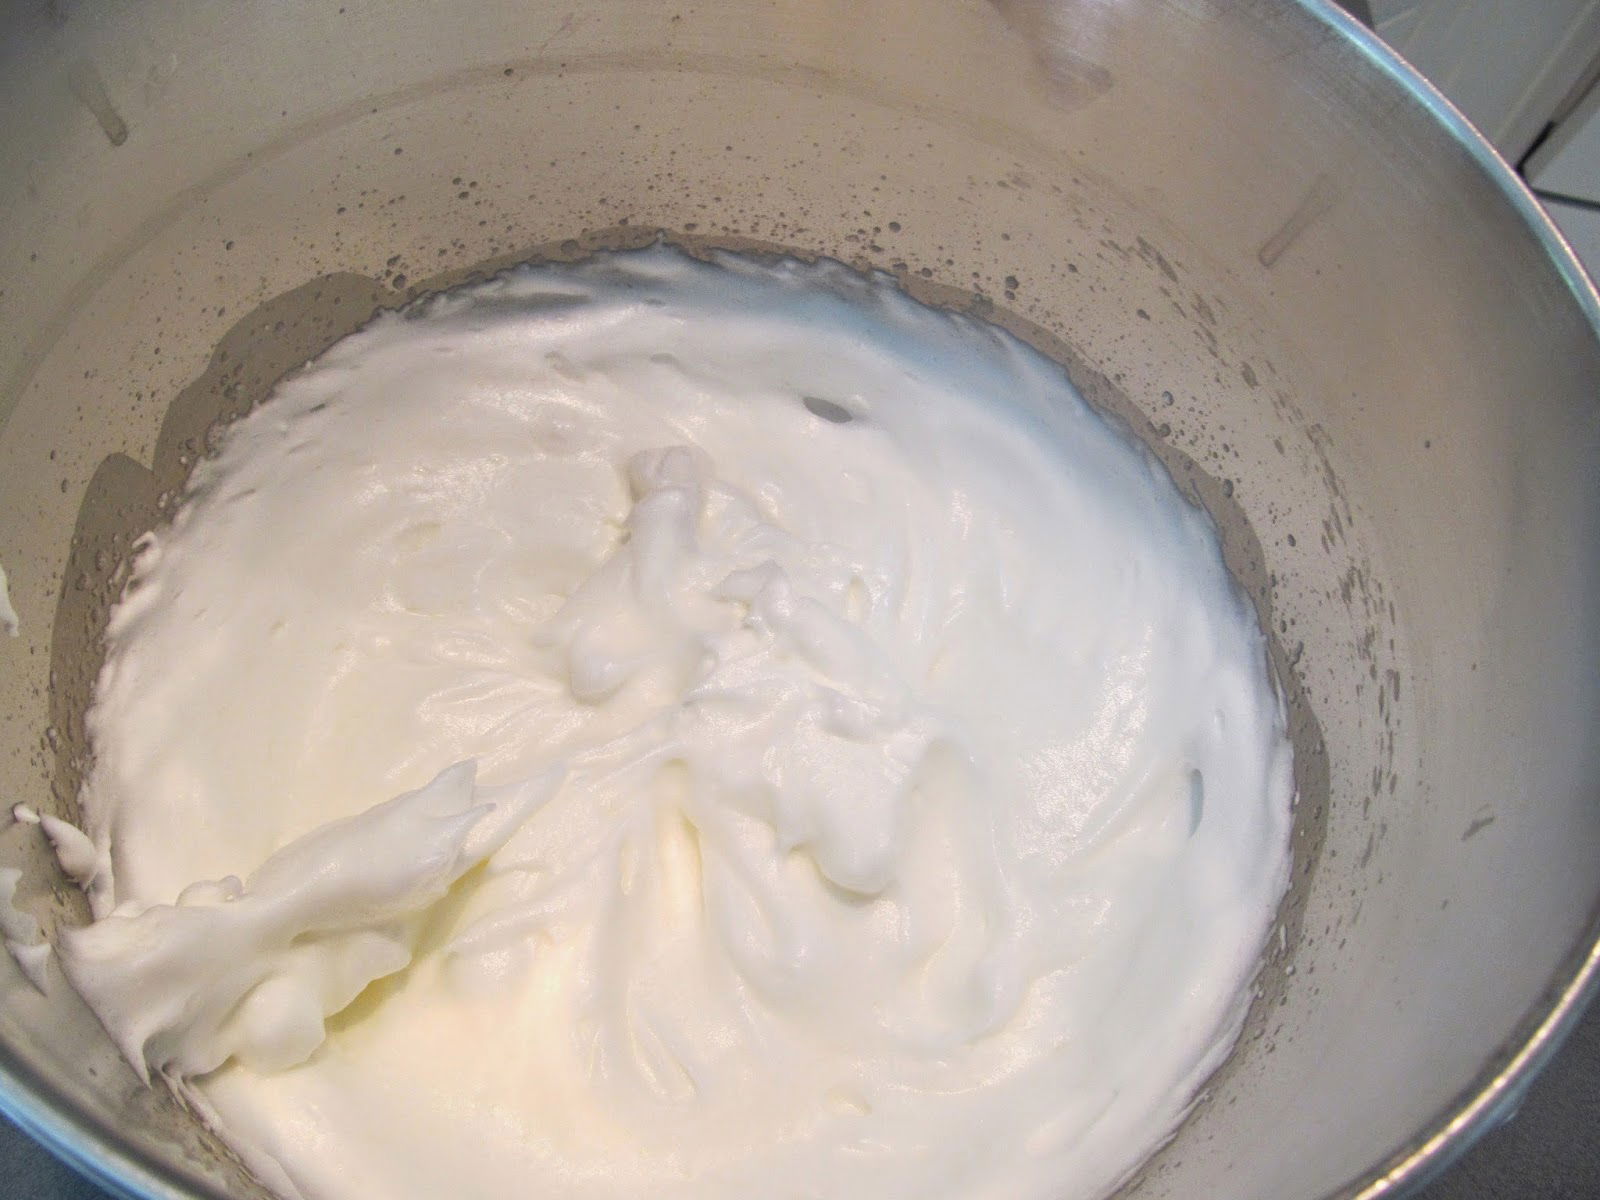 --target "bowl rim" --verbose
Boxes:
[0,1033,230,1200]
[1293,1,1600,1196]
